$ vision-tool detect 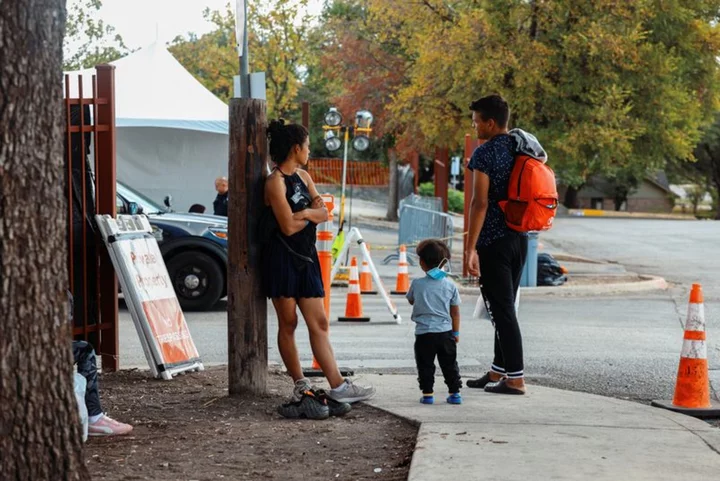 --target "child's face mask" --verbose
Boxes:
[427,259,449,280]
